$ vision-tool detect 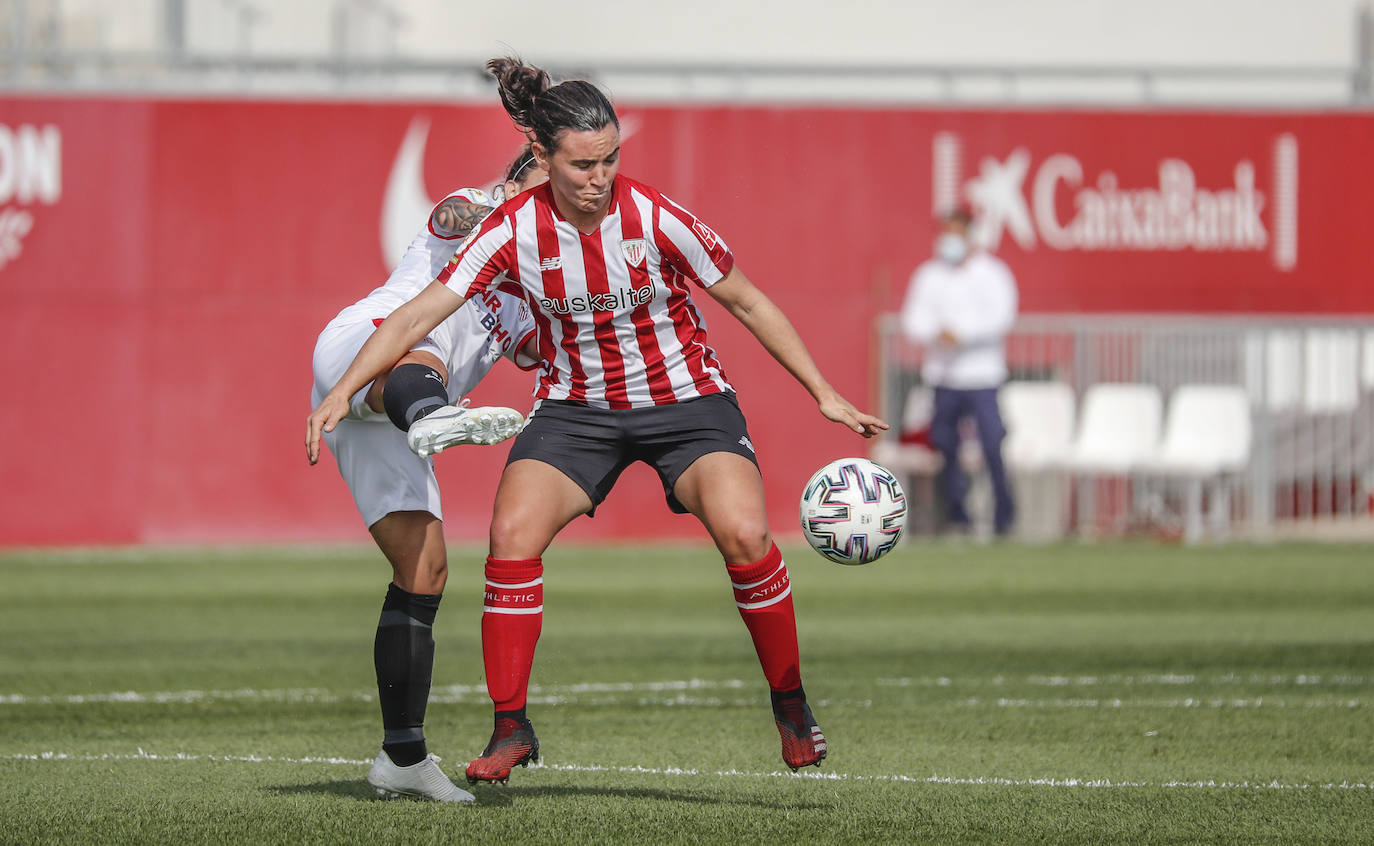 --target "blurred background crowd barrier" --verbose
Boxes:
[2,0,1371,545]
[875,315,1374,542]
